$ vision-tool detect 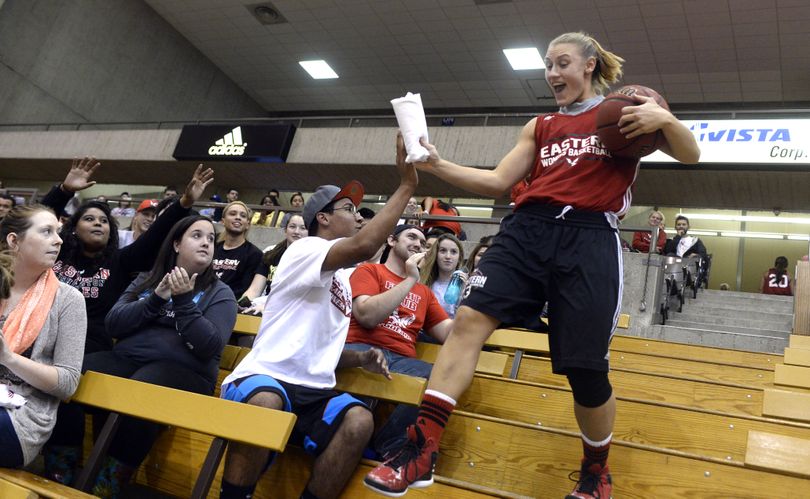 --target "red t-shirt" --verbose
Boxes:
[515,106,641,216]
[347,263,448,358]
[762,268,793,296]
[422,199,462,236]
[632,229,666,253]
